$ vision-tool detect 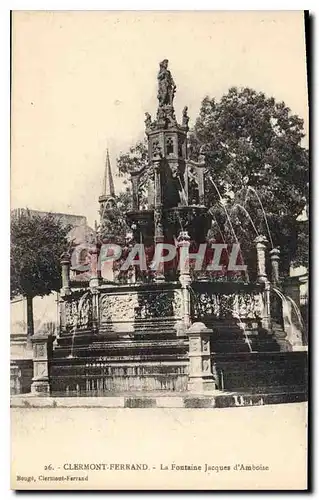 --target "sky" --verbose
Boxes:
[11,11,308,227]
